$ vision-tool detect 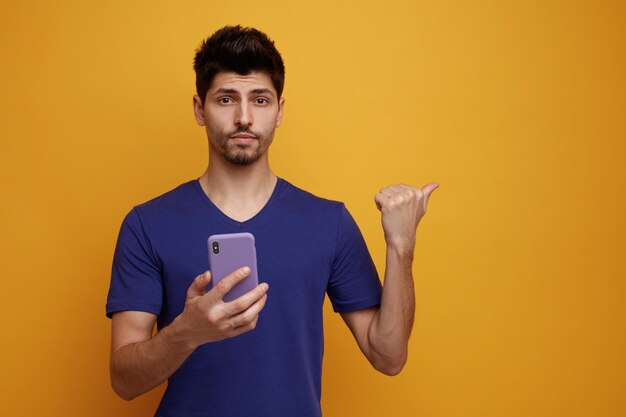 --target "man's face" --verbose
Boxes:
[193,71,285,165]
